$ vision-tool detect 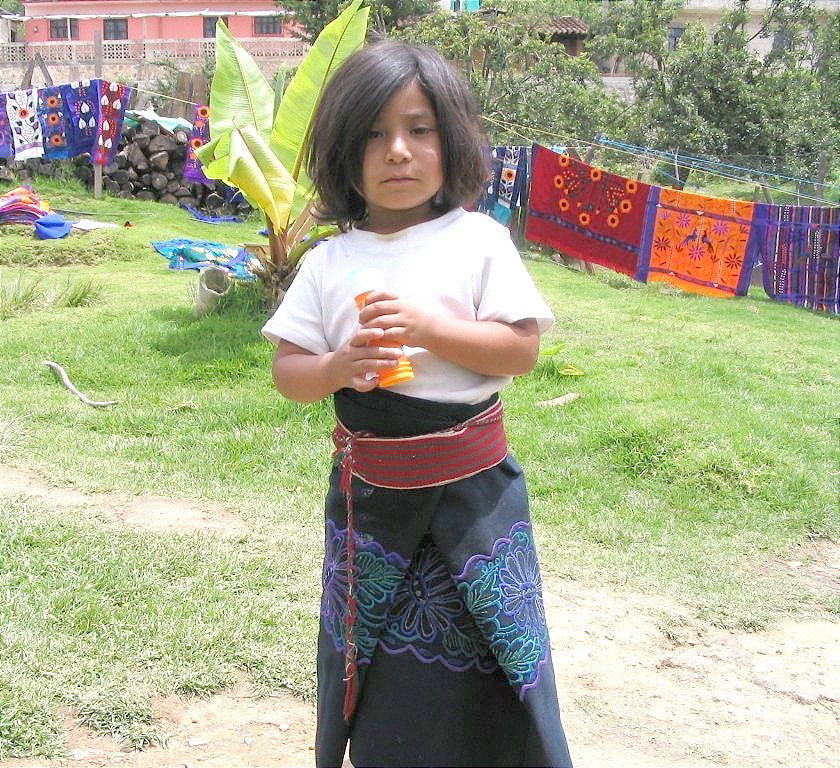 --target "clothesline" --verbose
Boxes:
[132,86,201,108]
[480,114,839,207]
[597,136,840,194]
